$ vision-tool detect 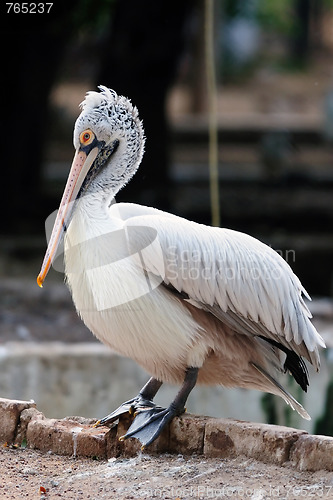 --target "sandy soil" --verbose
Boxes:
[1,446,333,500]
